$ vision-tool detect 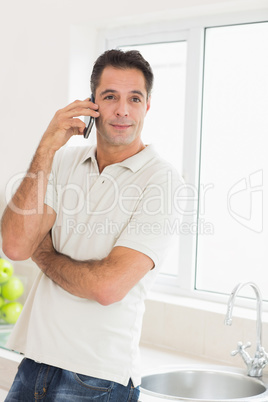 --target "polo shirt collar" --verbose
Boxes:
[81,144,157,173]
[117,145,156,172]
[80,145,97,165]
